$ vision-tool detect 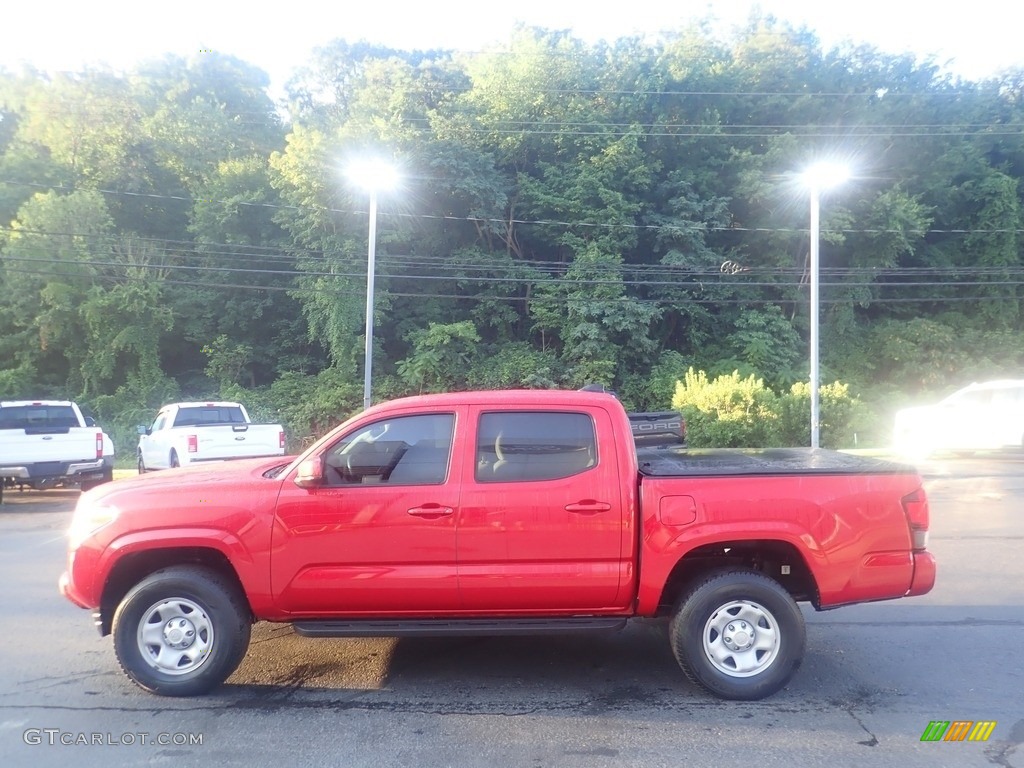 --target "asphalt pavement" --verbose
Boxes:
[0,457,1021,768]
